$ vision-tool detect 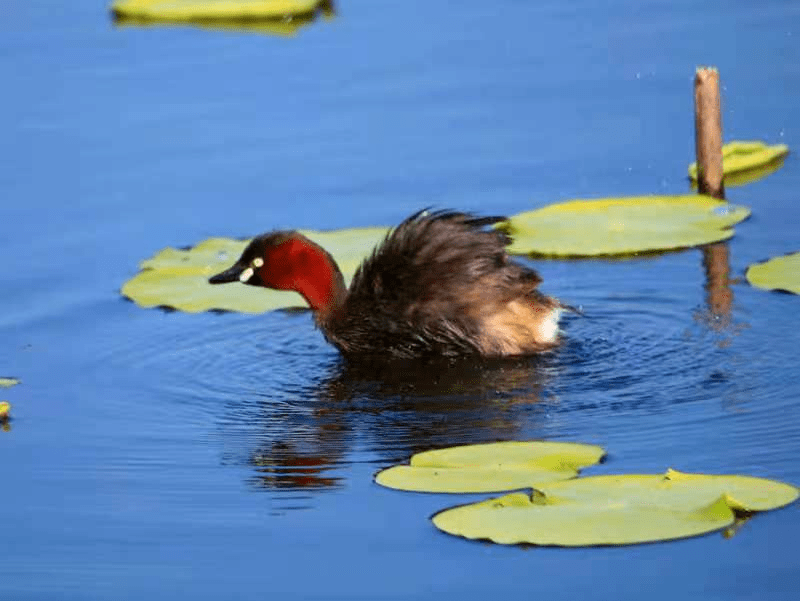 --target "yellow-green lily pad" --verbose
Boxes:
[745,252,800,295]
[111,0,334,35]
[112,0,323,20]
[122,227,388,313]
[115,14,315,36]
[0,377,19,388]
[502,195,750,257]
[432,469,799,546]
[691,157,786,189]
[375,441,606,493]
[689,141,789,187]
